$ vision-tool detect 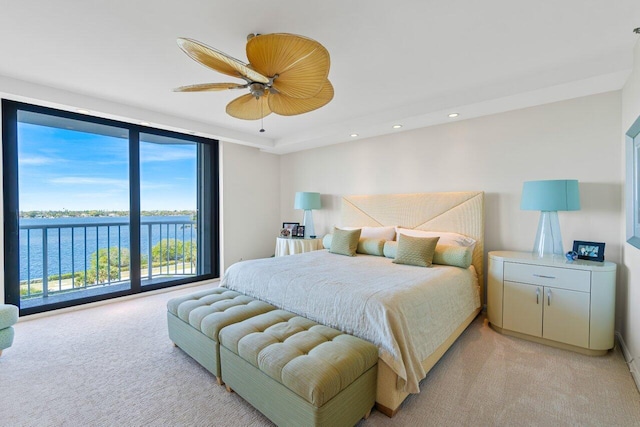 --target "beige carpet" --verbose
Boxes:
[1,283,638,426]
